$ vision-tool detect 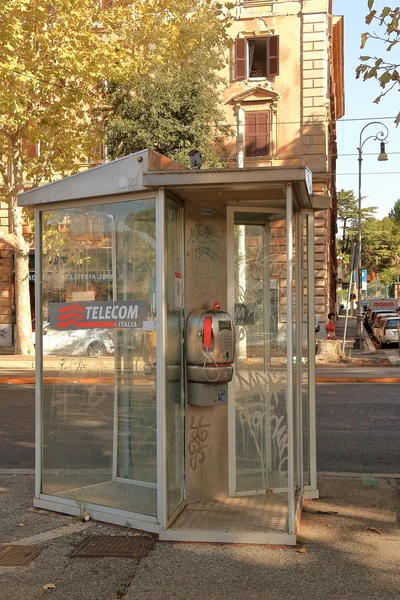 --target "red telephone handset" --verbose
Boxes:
[203,315,213,351]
